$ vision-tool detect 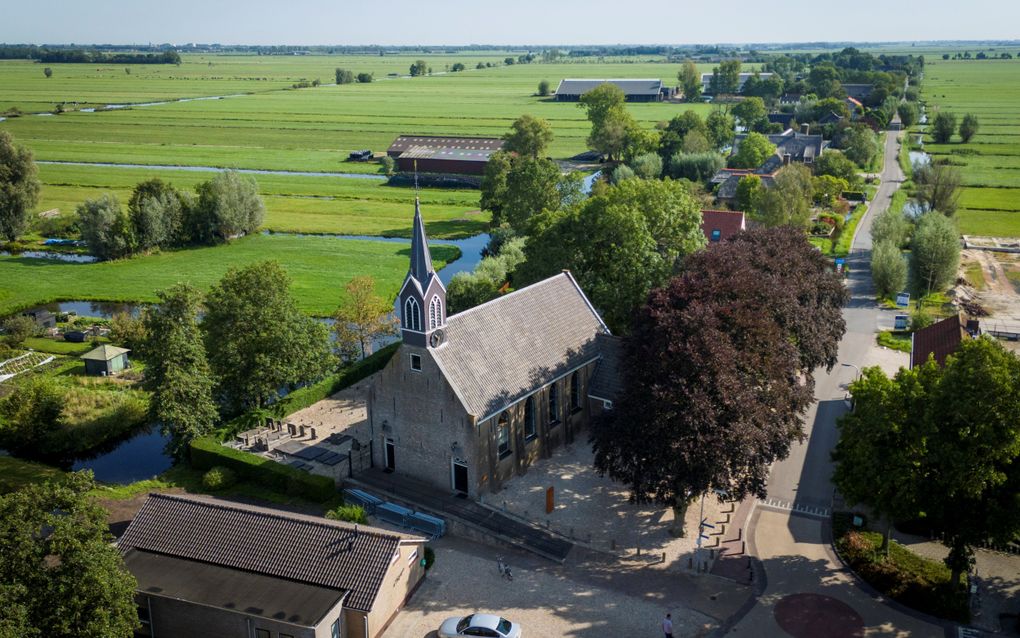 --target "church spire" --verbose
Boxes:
[409,197,434,286]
